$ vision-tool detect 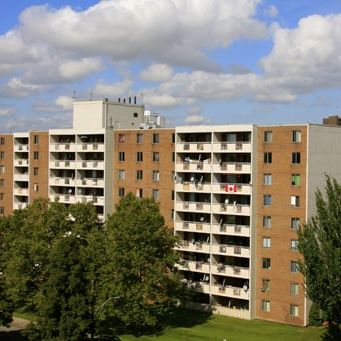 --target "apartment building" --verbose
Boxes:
[173,123,341,326]
[113,128,175,228]
[1,98,341,327]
